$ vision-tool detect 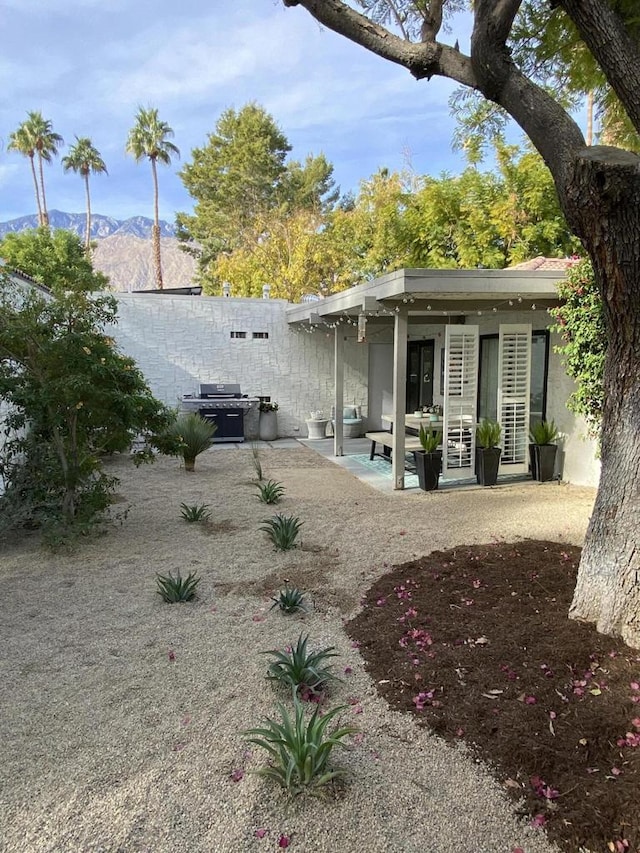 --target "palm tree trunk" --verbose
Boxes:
[29,154,44,225]
[151,158,163,289]
[38,153,49,228]
[84,173,92,254]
